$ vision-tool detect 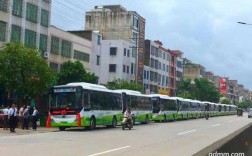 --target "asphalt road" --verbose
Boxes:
[0,114,251,156]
